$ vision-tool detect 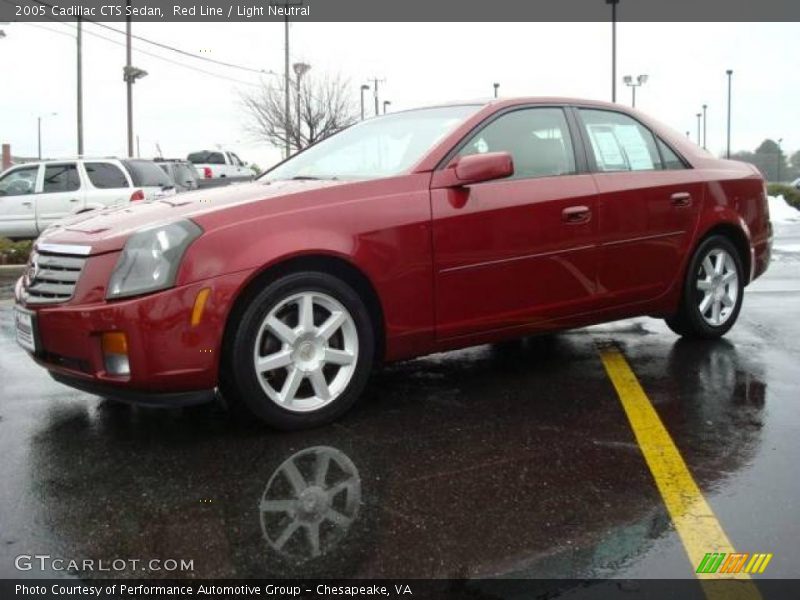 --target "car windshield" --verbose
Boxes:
[262,105,482,182]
